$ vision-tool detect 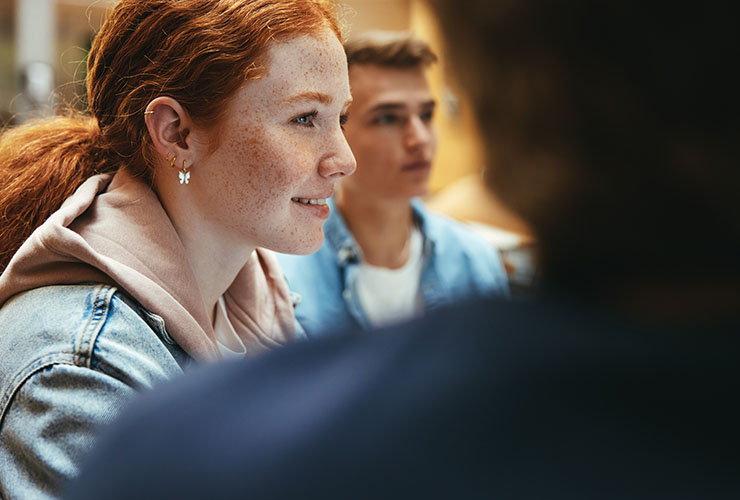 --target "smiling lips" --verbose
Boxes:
[291,197,331,220]
[291,197,328,206]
